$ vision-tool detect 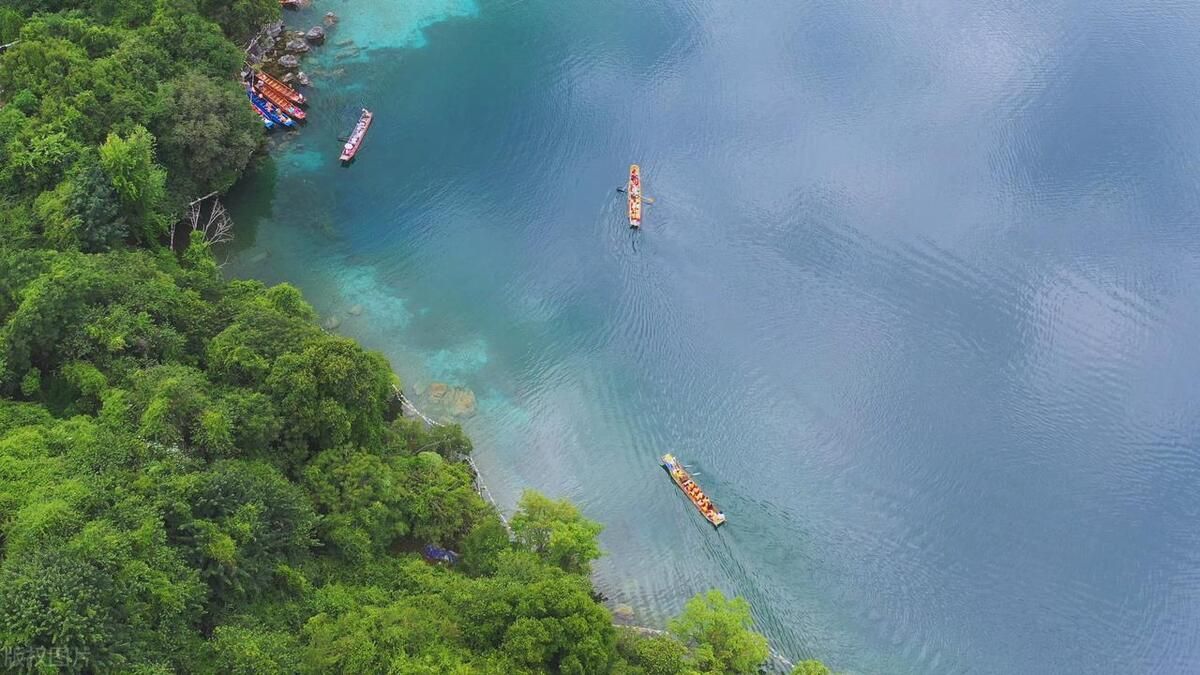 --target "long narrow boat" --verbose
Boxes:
[253,84,306,121]
[255,72,306,106]
[661,454,725,526]
[627,164,642,228]
[248,89,295,128]
[251,103,276,130]
[340,108,373,164]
